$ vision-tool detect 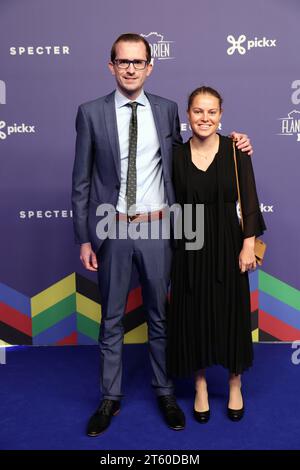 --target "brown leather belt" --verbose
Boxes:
[116,209,165,223]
